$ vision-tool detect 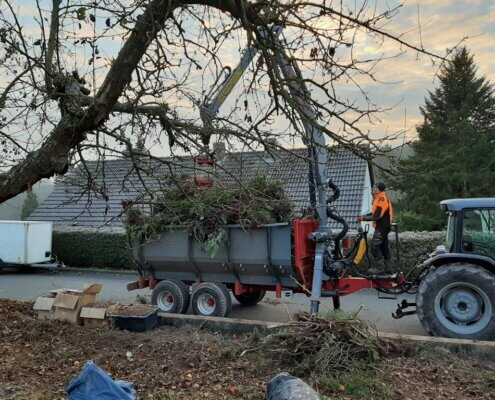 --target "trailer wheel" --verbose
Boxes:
[417,264,495,340]
[234,290,266,306]
[152,280,190,314]
[191,282,232,317]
